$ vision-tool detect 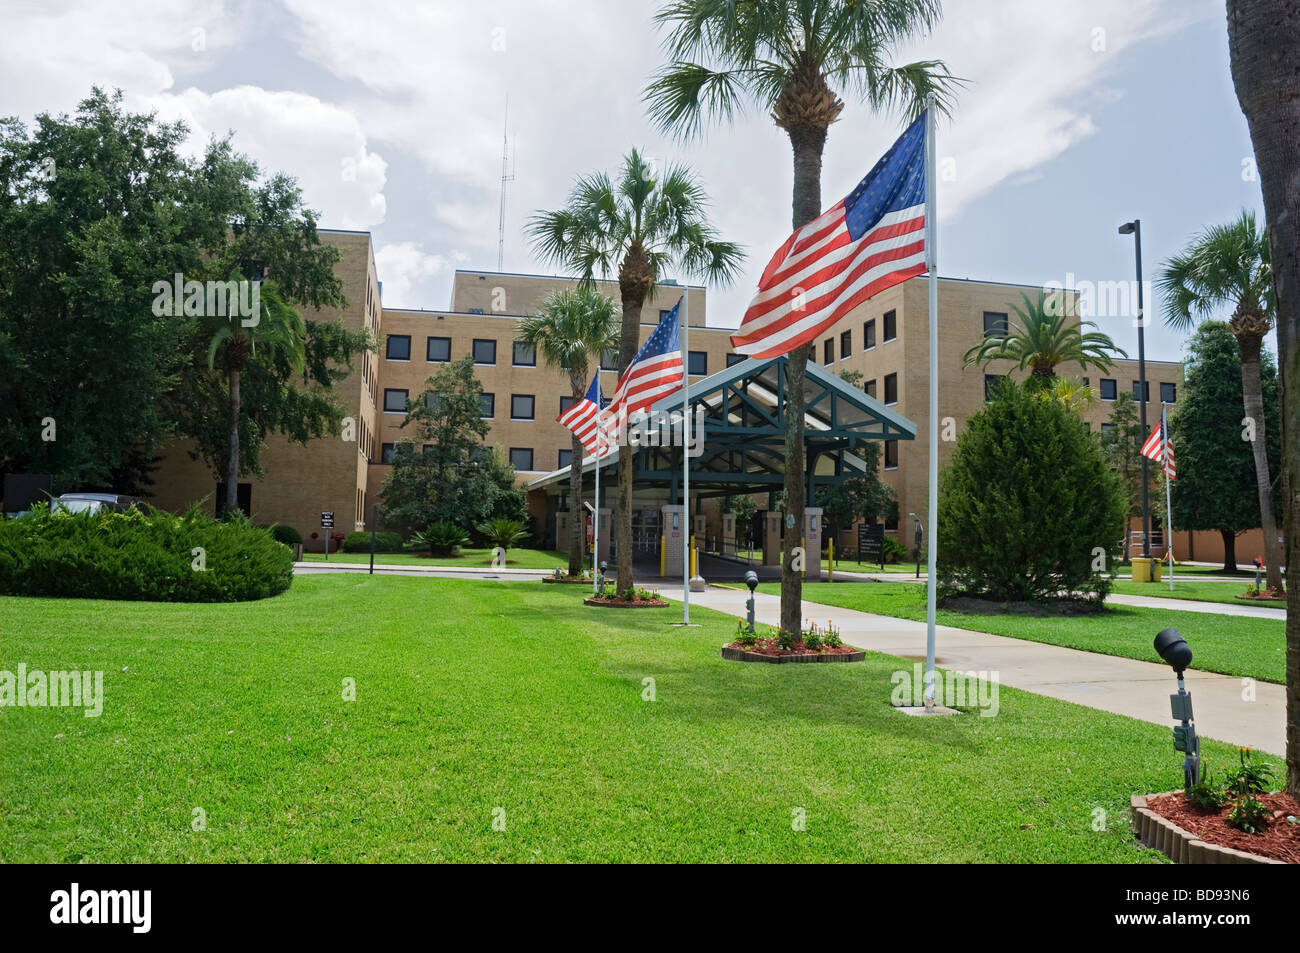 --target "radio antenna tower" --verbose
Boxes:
[497,99,516,273]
